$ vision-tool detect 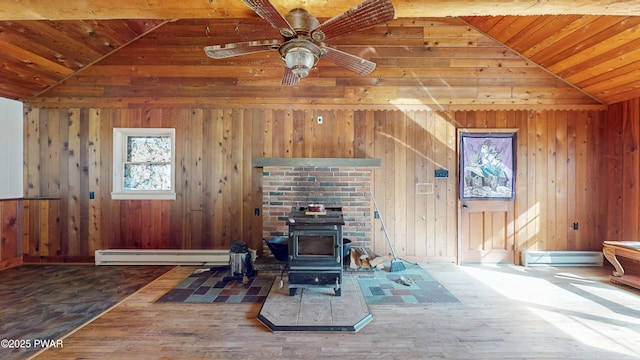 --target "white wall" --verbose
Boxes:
[0,98,24,199]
